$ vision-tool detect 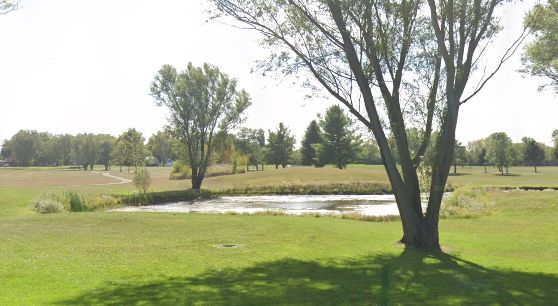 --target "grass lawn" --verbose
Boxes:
[1,166,558,304]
